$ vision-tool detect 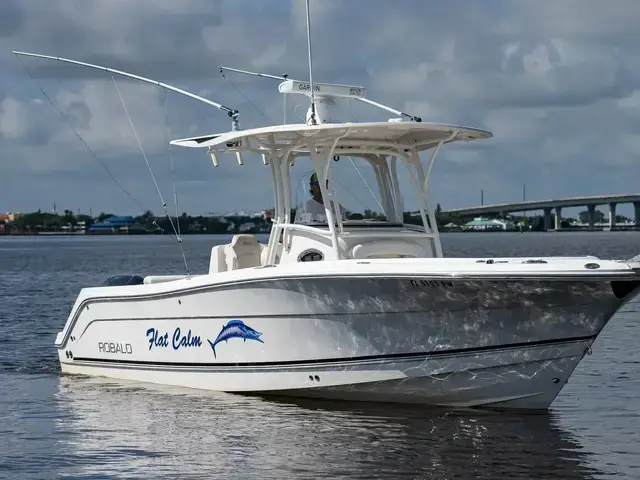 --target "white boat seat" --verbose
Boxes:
[209,245,227,274]
[225,234,263,270]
